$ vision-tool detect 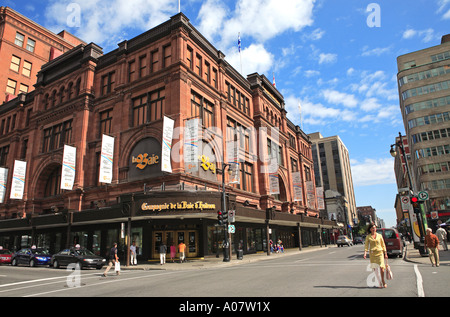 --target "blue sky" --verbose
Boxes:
[7,0,450,227]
